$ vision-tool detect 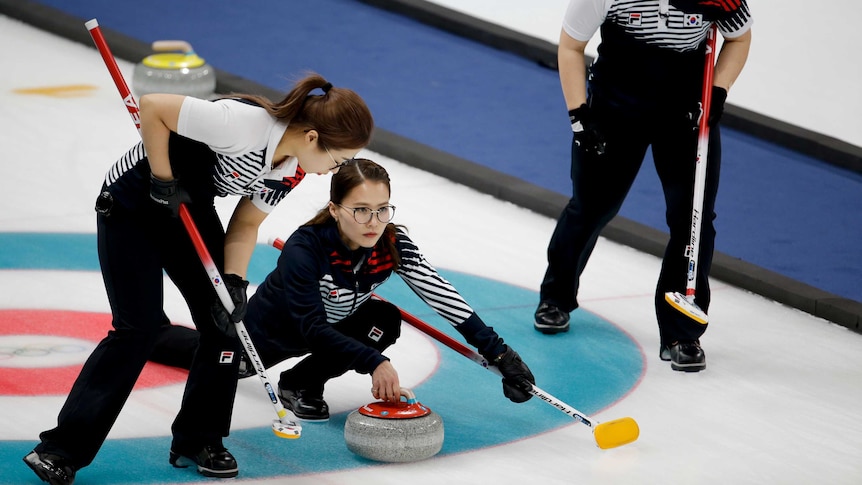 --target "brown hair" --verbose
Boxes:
[227,72,373,150]
[305,158,401,268]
